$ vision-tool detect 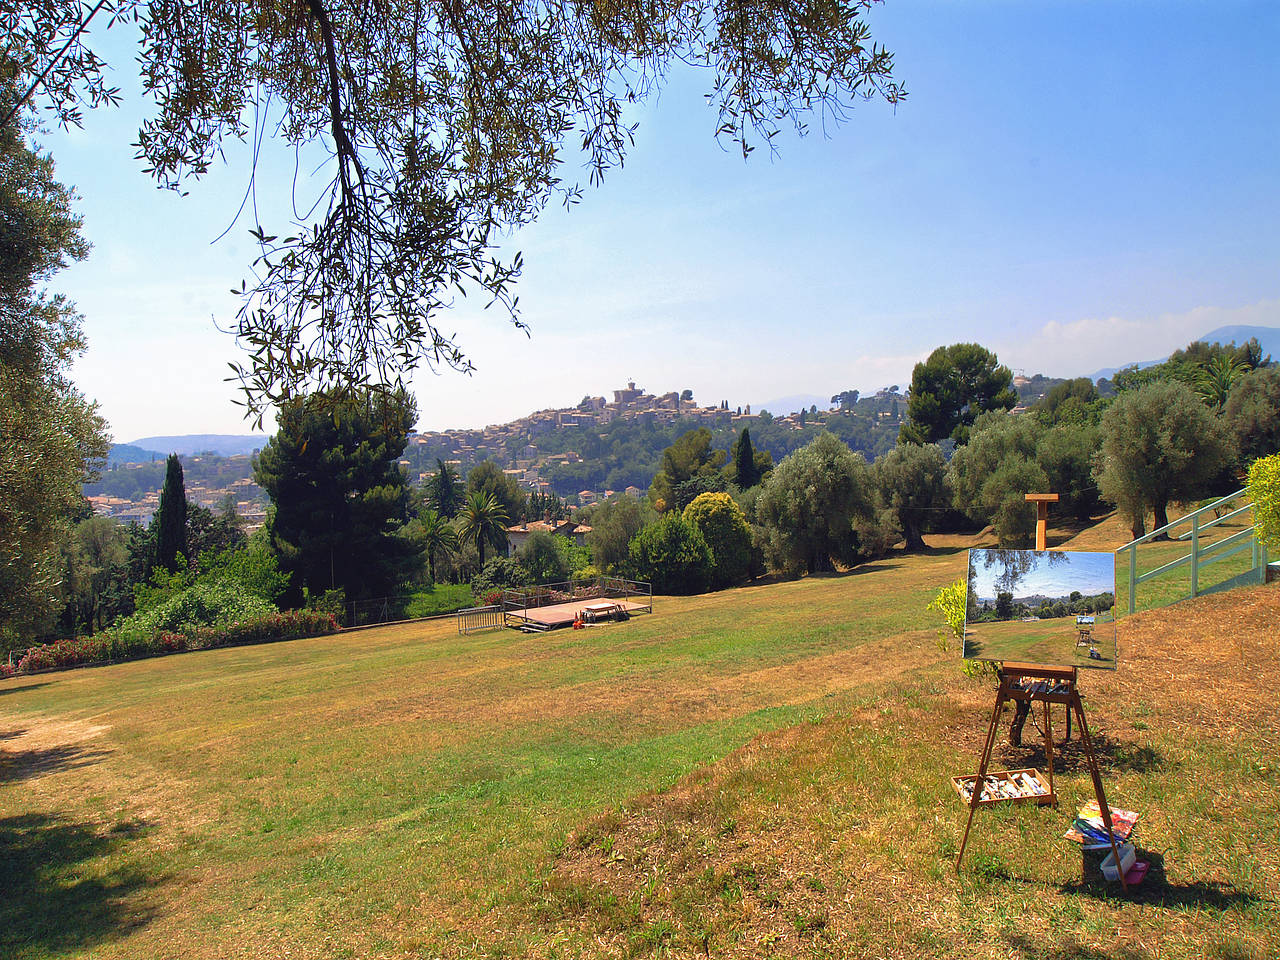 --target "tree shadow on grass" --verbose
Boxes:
[0,681,52,698]
[0,814,158,957]
[1003,931,1154,960]
[916,542,976,558]
[1005,928,1268,960]
[998,731,1168,776]
[1062,850,1264,913]
[0,739,112,783]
